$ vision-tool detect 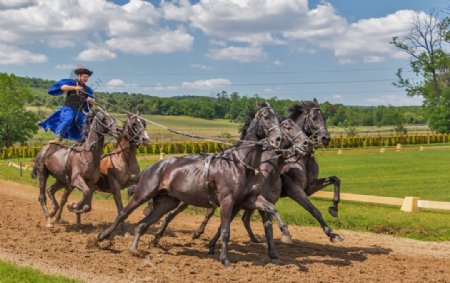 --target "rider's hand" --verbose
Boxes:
[87,97,95,105]
[74,85,83,91]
